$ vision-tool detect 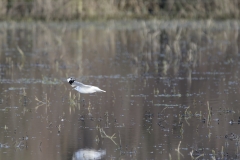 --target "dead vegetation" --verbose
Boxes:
[0,0,239,20]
